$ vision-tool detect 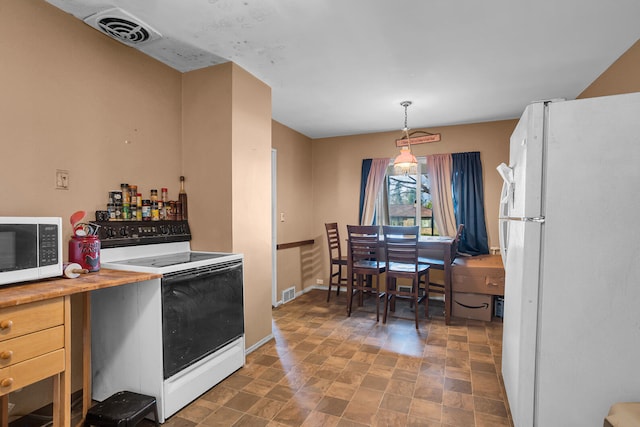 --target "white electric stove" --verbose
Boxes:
[91,221,245,423]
